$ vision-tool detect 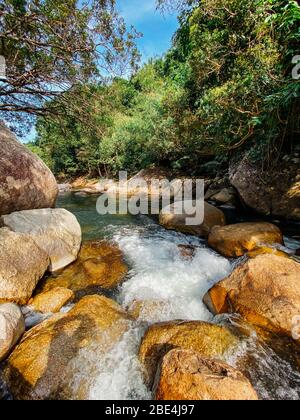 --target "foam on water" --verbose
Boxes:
[115,229,231,321]
[82,224,232,399]
[88,327,151,400]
